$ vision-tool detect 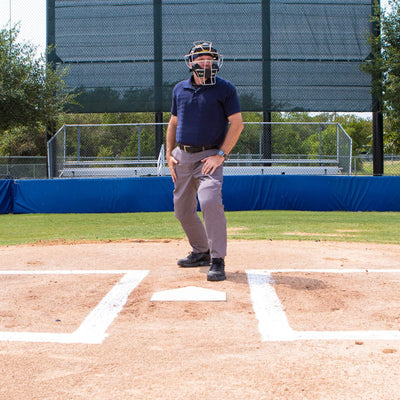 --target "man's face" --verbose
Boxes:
[191,54,214,84]
[191,54,214,69]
